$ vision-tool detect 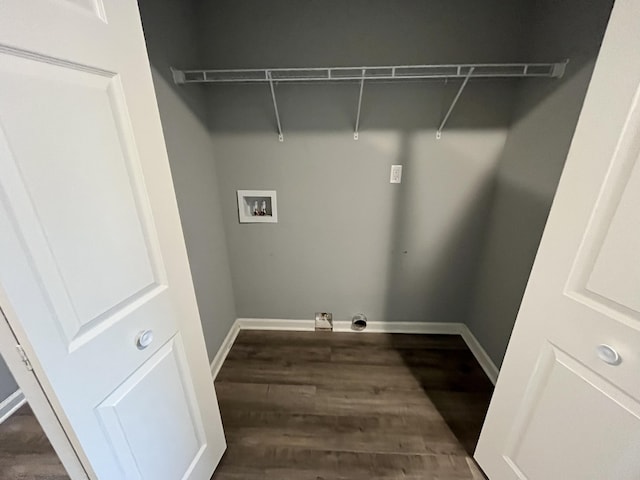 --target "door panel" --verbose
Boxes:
[97,335,206,480]
[0,1,226,478]
[581,159,640,315]
[503,344,640,480]
[0,50,166,345]
[566,93,640,325]
[475,0,640,478]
